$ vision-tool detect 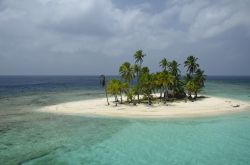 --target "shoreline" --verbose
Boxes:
[38,95,250,118]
